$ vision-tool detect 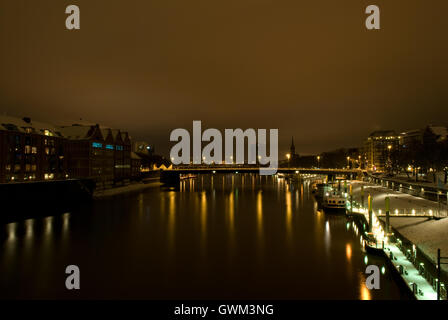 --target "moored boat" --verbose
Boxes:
[323,192,347,213]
